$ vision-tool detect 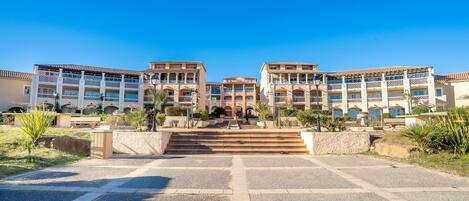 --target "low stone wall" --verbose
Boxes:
[301,131,370,155]
[112,131,172,155]
[373,142,418,159]
[38,136,90,155]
